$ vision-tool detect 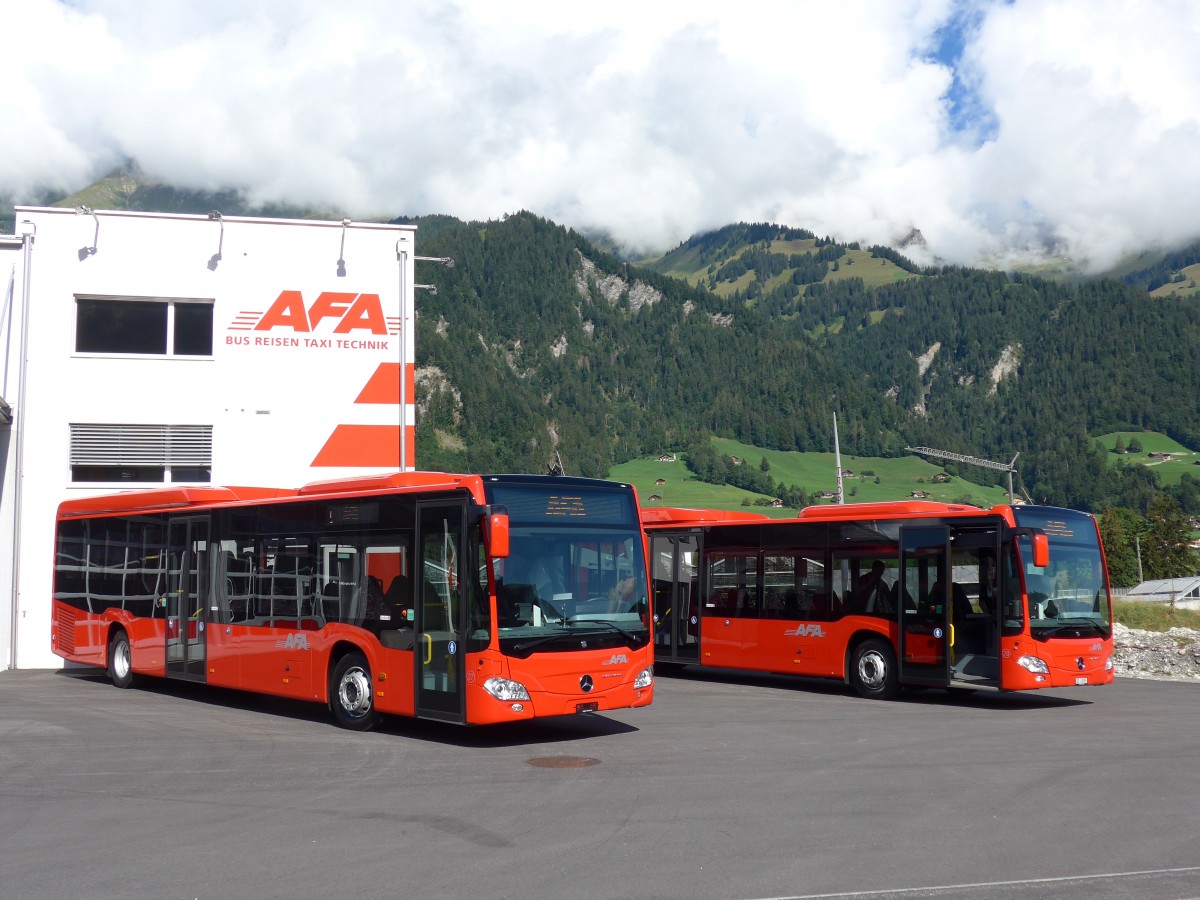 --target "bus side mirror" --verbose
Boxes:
[488,513,510,559]
[1032,533,1049,569]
